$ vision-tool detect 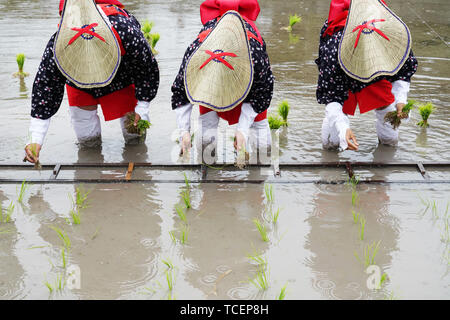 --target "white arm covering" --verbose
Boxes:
[391,80,410,105]
[135,100,150,122]
[325,102,350,151]
[175,103,193,140]
[29,117,51,145]
[236,103,258,142]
